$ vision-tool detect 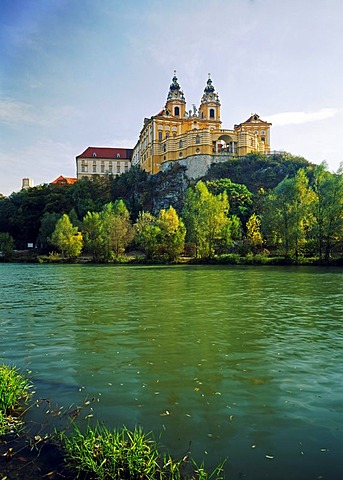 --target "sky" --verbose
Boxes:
[1,0,343,196]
